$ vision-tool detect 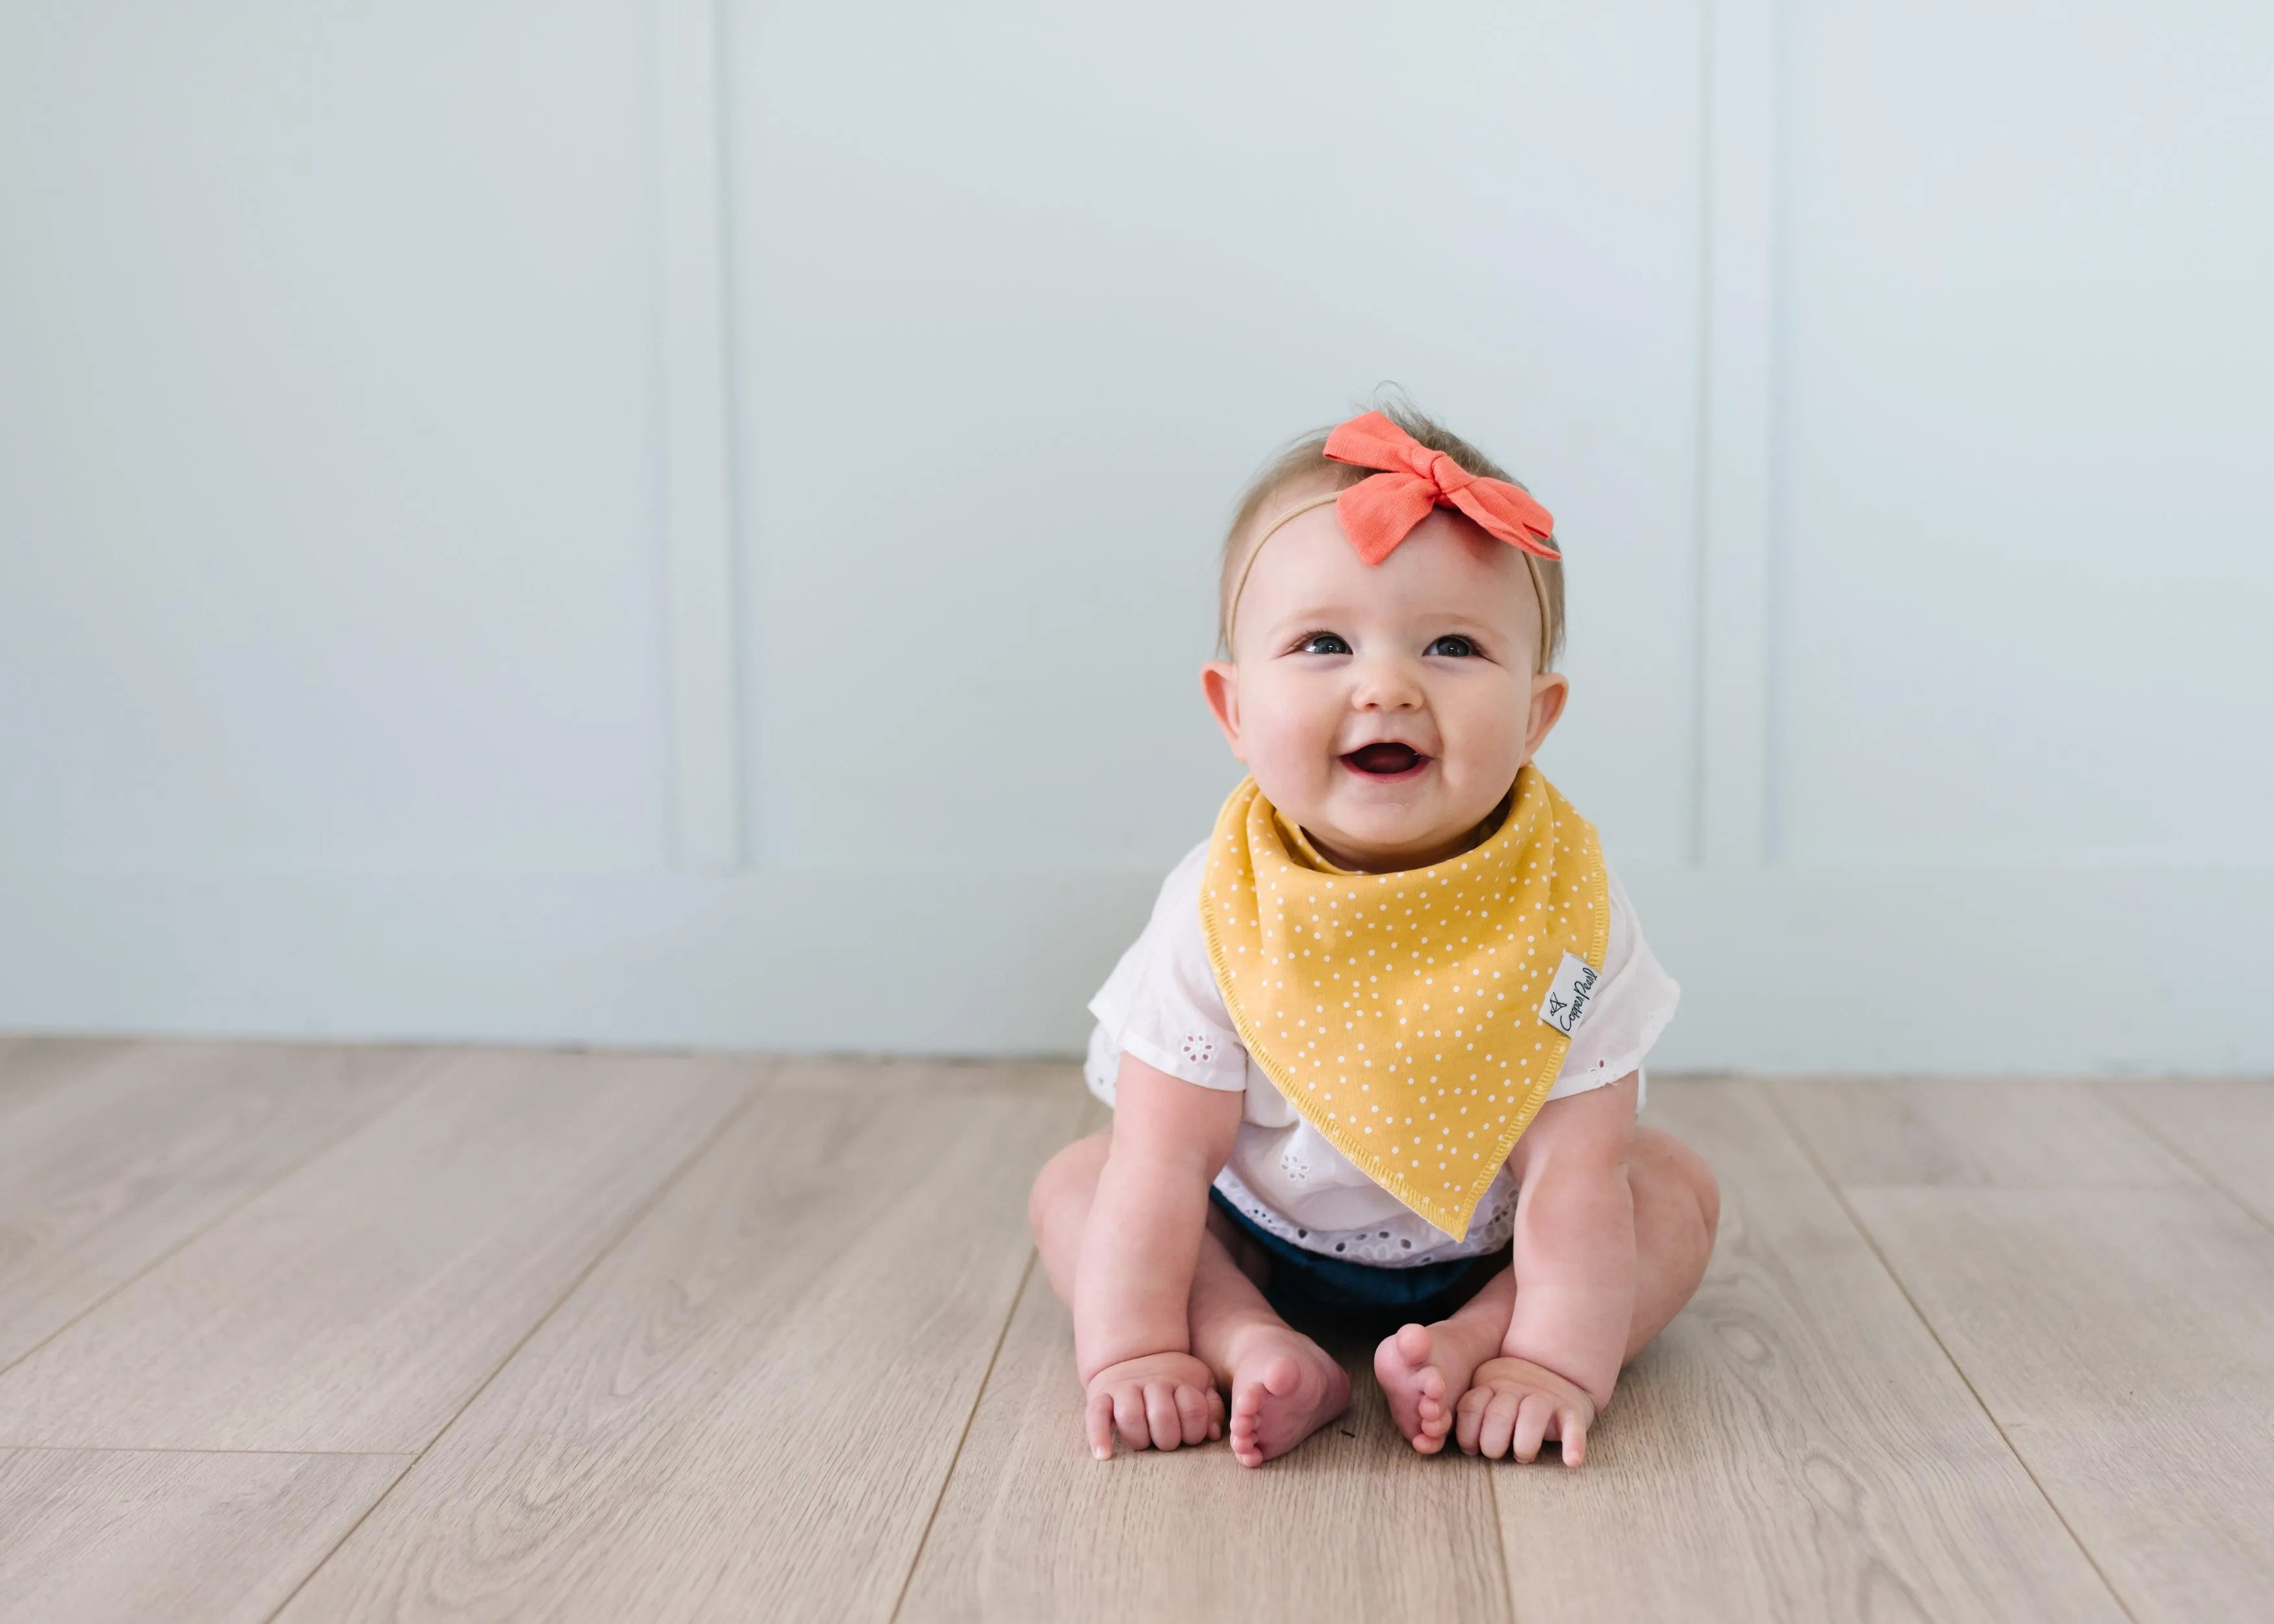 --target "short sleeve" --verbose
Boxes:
[1543,863,1680,1101]
[1084,843,1248,1100]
